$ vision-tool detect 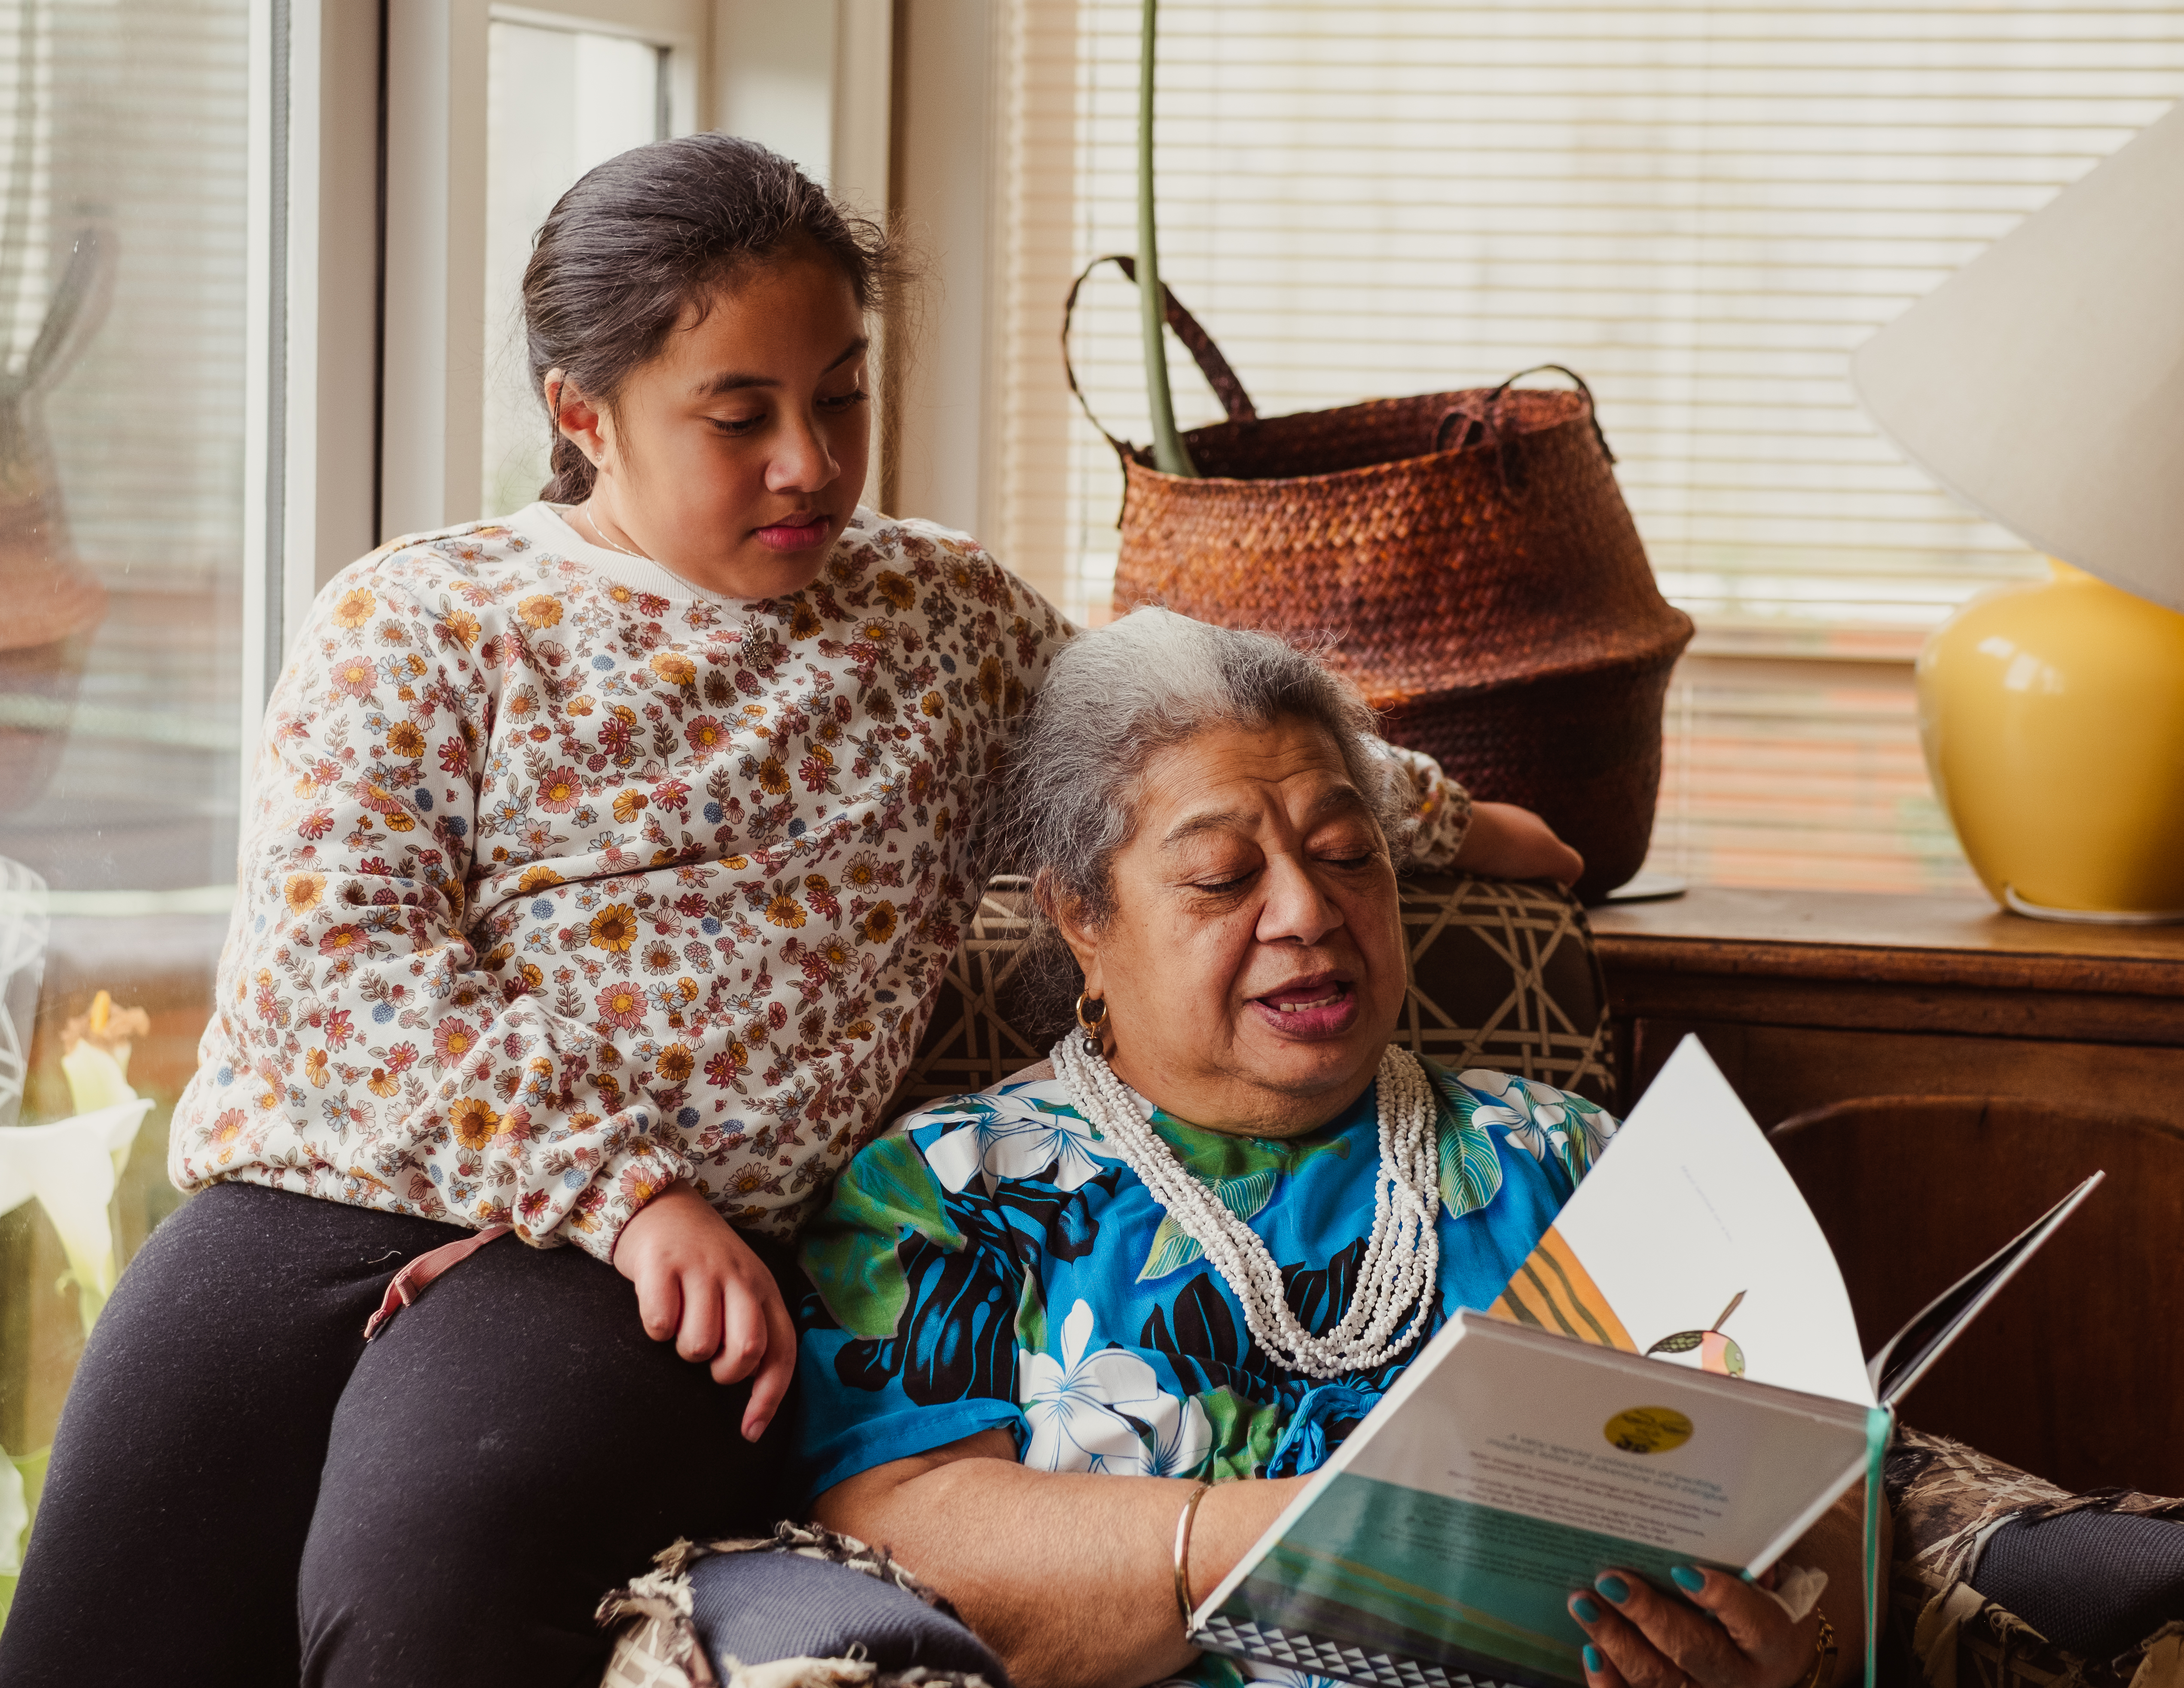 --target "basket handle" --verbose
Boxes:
[1062,254,1260,457]
[1474,364,1617,465]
